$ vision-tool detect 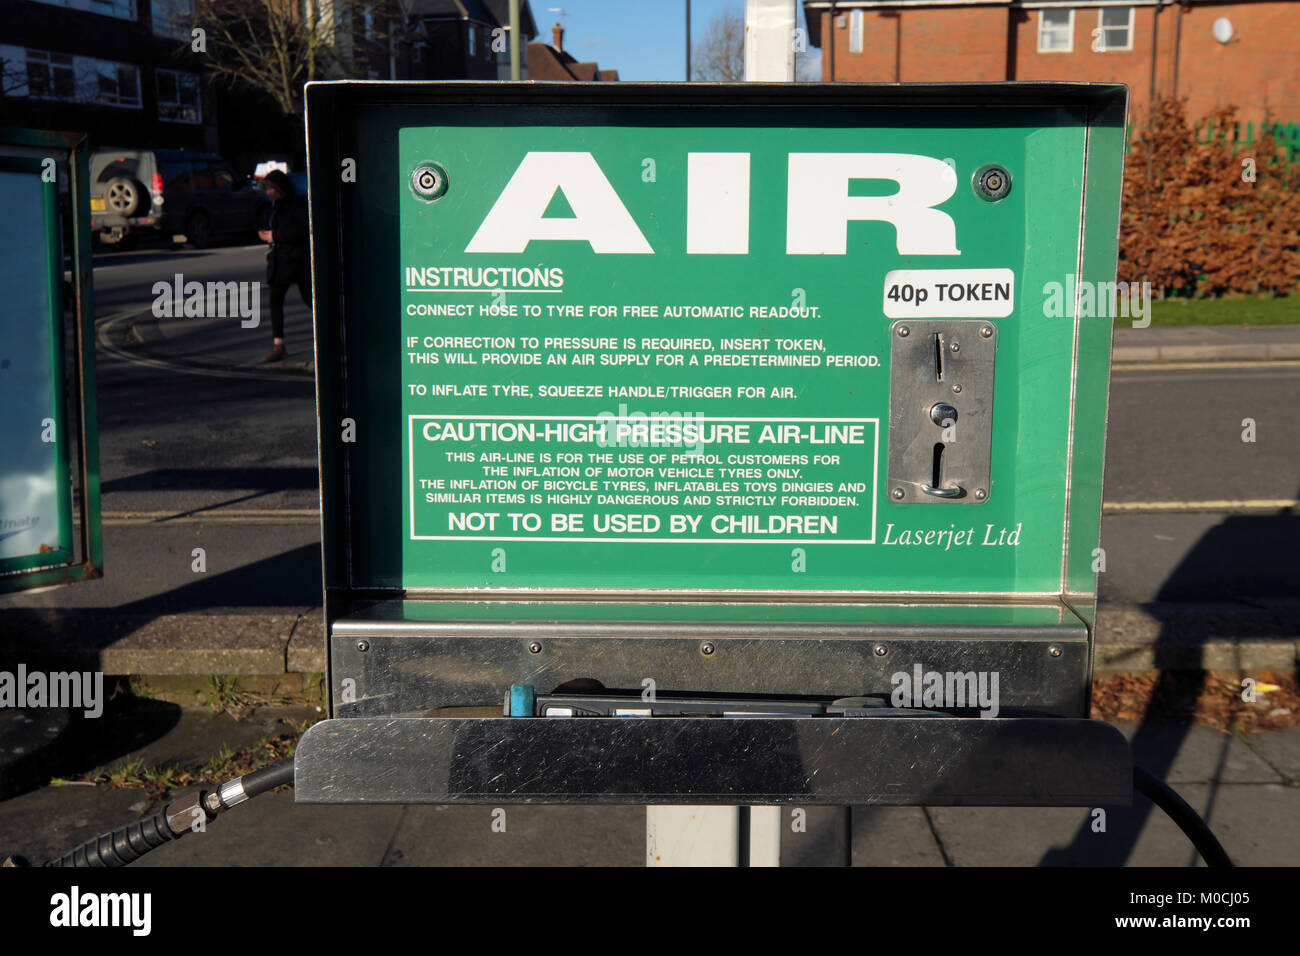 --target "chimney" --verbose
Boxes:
[552,23,564,50]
